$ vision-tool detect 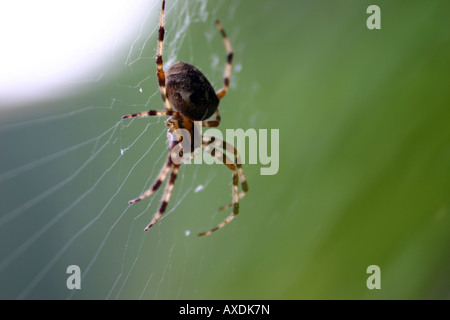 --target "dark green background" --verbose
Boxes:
[1,0,449,299]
